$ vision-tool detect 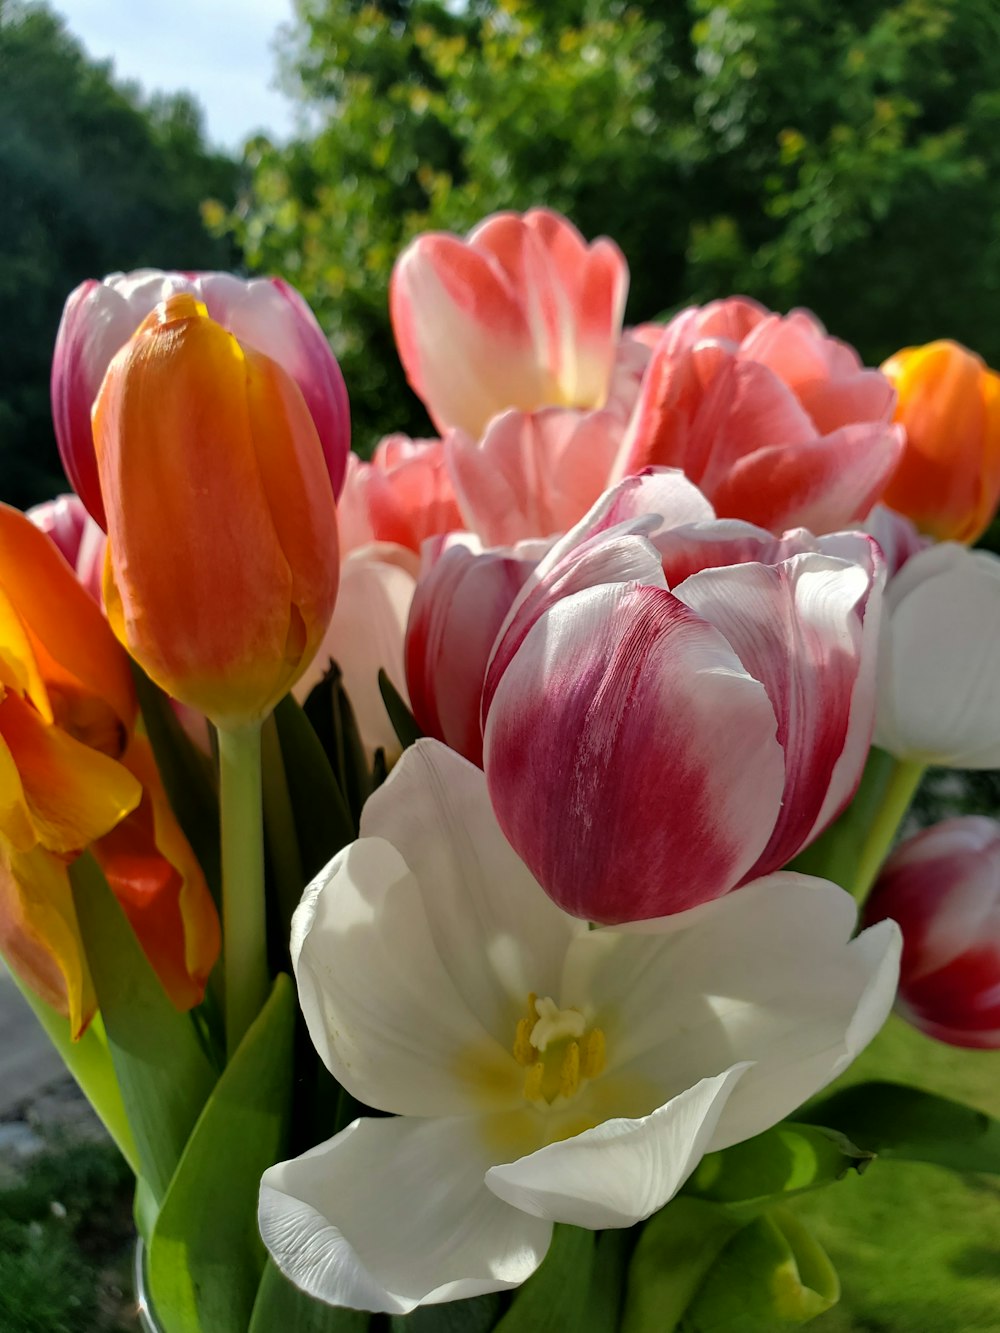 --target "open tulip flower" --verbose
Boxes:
[616,297,904,534]
[53,269,351,526]
[259,741,900,1314]
[482,474,884,920]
